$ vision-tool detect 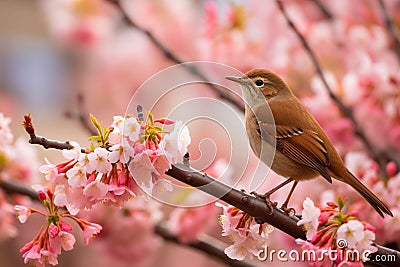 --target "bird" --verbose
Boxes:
[226,69,393,218]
